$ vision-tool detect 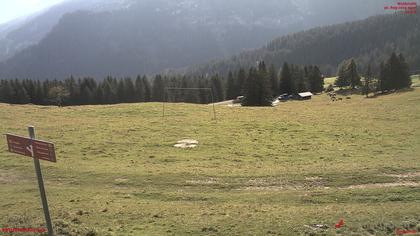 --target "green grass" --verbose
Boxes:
[324,75,420,89]
[324,77,337,88]
[411,75,420,87]
[1,89,420,235]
